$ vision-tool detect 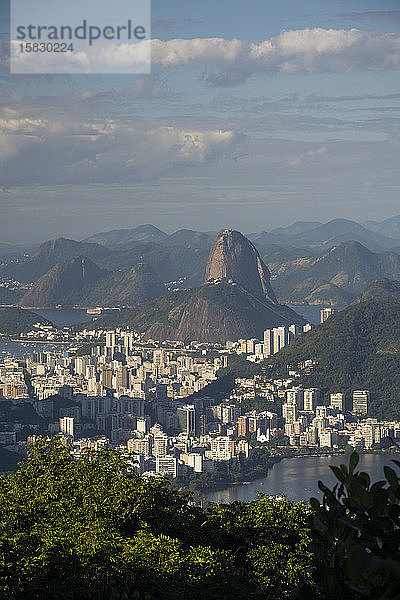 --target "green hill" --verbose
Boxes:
[18,256,105,308]
[353,278,400,304]
[269,286,400,418]
[18,257,167,309]
[0,307,50,335]
[79,262,167,307]
[0,287,24,305]
[270,241,400,304]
